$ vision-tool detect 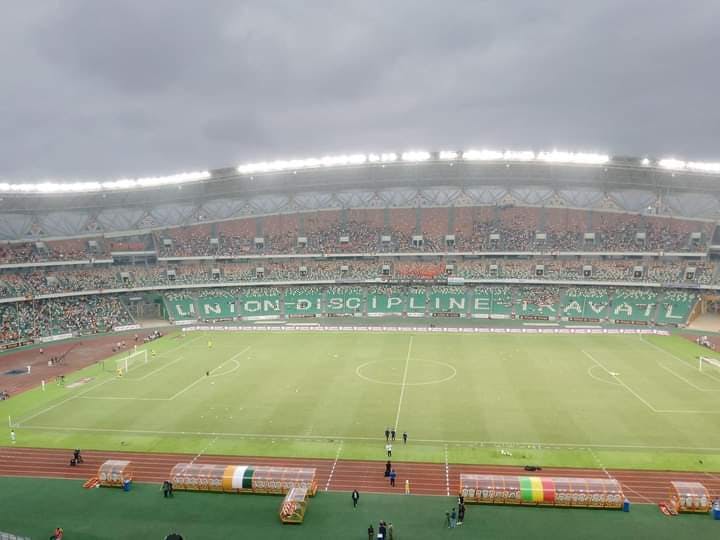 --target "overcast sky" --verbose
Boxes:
[0,0,718,181]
